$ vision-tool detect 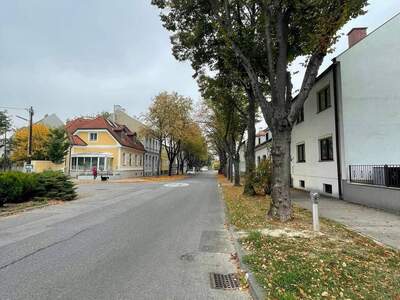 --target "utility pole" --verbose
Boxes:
[3,129,6,171]
[27,106,34,164]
